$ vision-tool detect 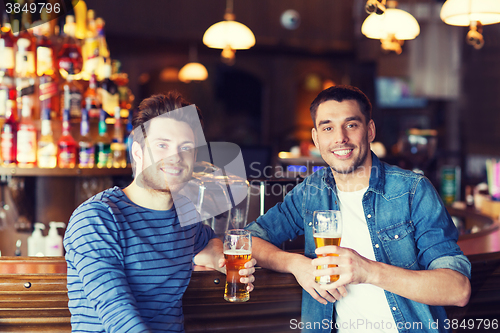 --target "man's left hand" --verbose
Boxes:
[311,245,374,290]
[219,258,257,292]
